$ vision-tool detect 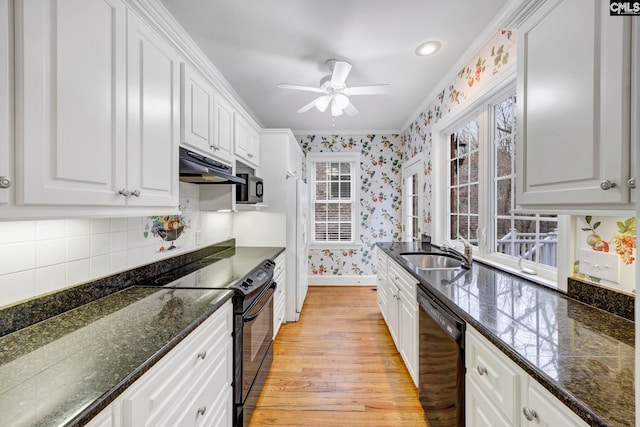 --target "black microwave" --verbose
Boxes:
[236,173,263,204]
